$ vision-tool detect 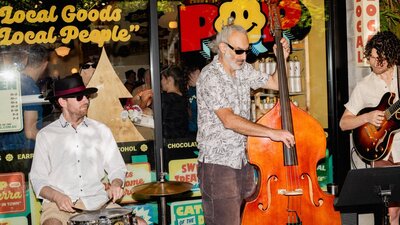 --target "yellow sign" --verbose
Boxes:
[169,158,199,193]
[0,5,140,47]
[120,163,152,203]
